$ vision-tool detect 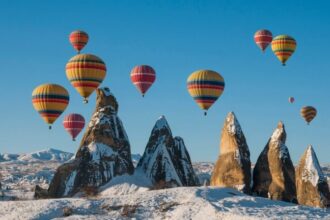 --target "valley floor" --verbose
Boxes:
[0,186,329,220]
